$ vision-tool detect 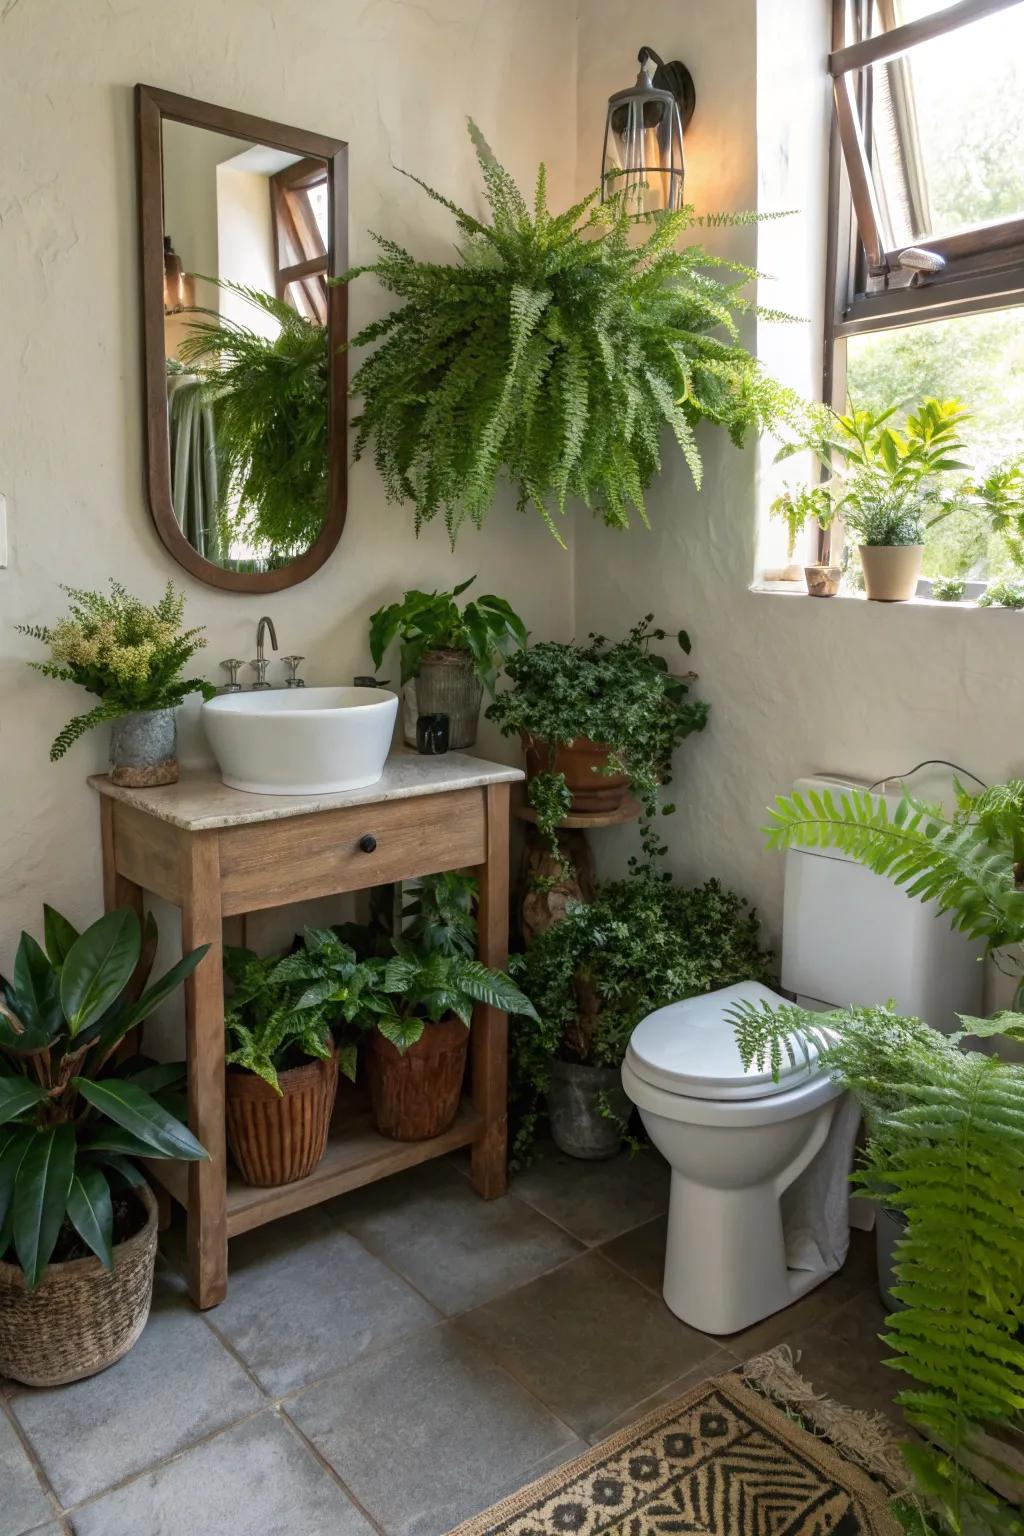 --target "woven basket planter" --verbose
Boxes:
[226,1045,338,1187]
[365,1015,469,1141]
[0,1182,158,1387]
